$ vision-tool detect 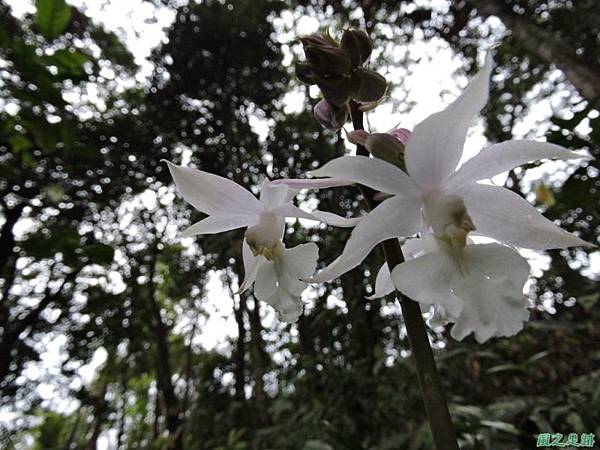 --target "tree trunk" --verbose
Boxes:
[63,411,81,450]
[341,270,378,369]
[0,204,24,277]
[470,0,600,108]
[182,321,197,415]
[147,242,183,450]
[84,383,109,450]
[247,298,271,426]
[232,262,247,403]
